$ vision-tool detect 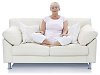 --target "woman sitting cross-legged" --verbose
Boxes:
[32,2,72,46]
